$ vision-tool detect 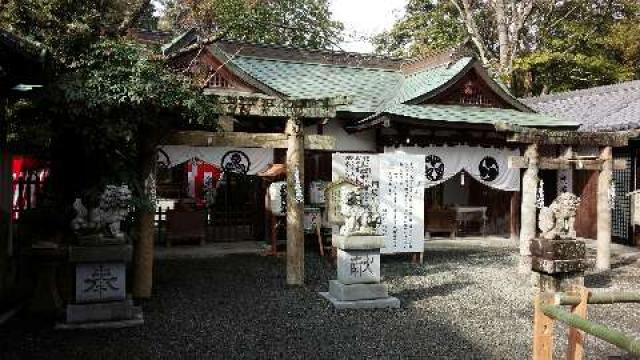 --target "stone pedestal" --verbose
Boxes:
[320,235,400,309]
[530,238,586,293]
[56,241,143,329]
